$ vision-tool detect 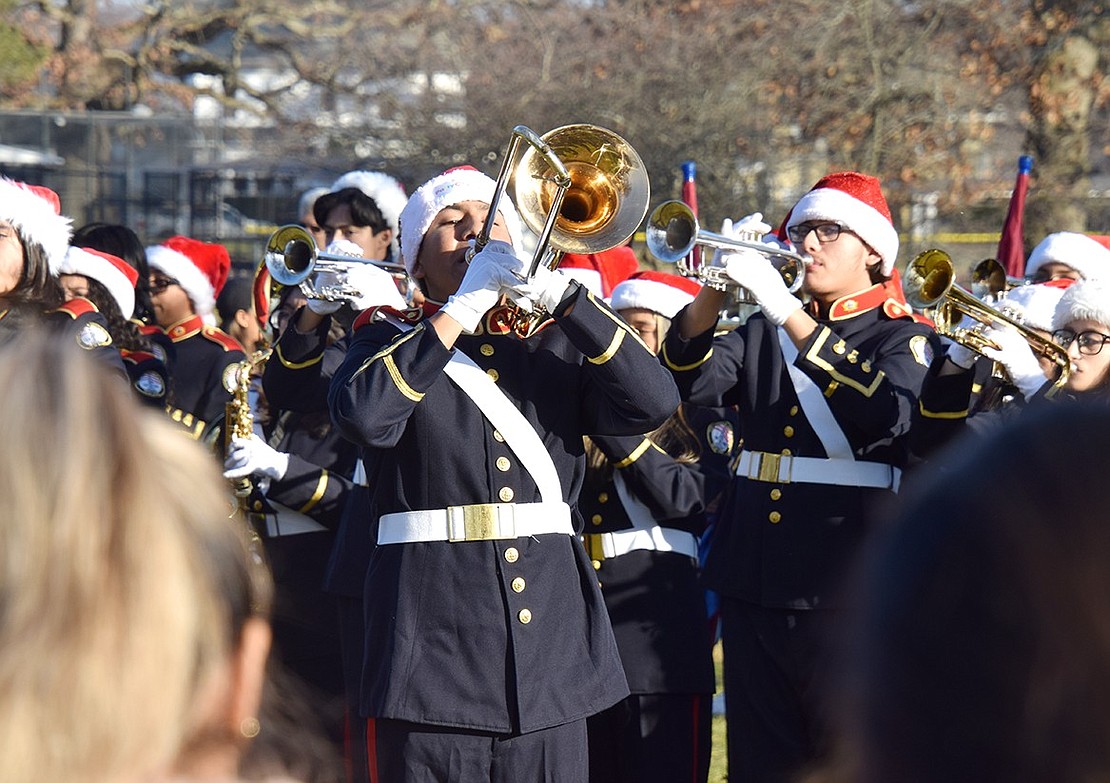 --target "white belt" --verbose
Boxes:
[735,449,901,491]
[583,526,698,561]
[378,501,573,545]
